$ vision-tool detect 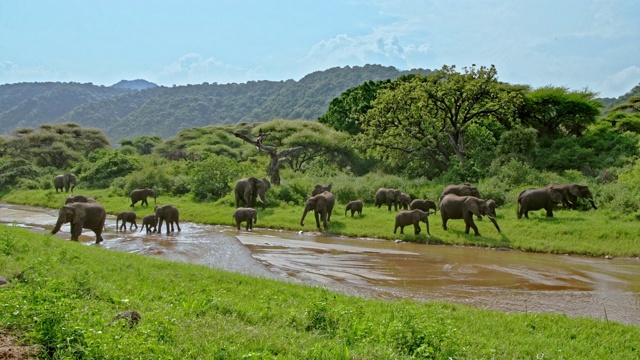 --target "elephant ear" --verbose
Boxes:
[549,189,563,203]
[464,198,482,217]
[262,178,271,190]
[569,184,583,197]
[72,204,86,224]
